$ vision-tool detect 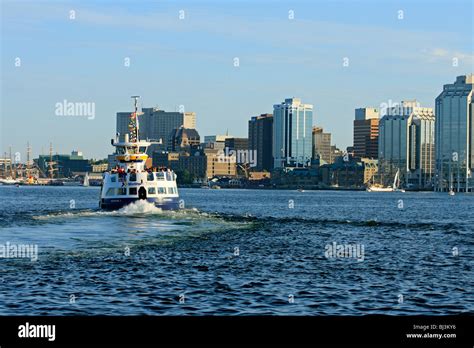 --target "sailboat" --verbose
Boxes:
[448,172,455,196]
[83,172,90,187]
[392,169,405,192]
[367,169,404,192]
